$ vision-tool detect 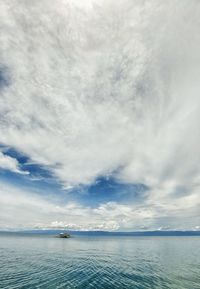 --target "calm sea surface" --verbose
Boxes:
[0,233,200,289]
